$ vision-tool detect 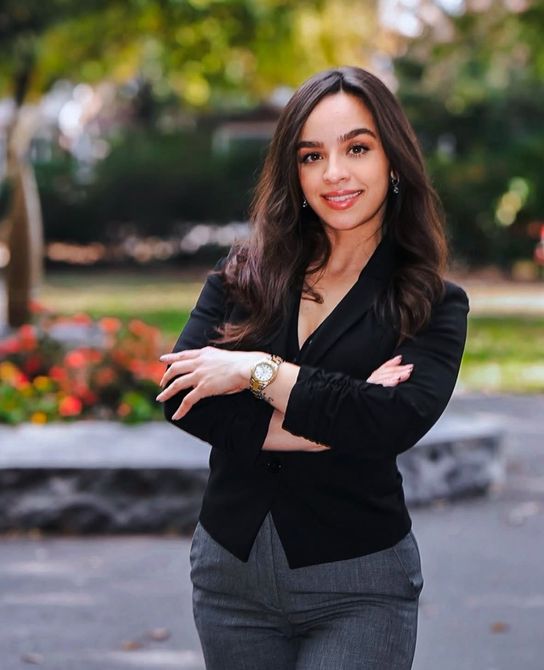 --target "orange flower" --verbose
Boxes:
[117,402,132,418]
[111,349,130,366]
[99,317,122,334]
[58,395,83,417]
[128,319,152,337]
[94,367,116,387]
